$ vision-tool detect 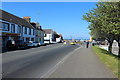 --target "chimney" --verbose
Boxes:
[23,16,31,22]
